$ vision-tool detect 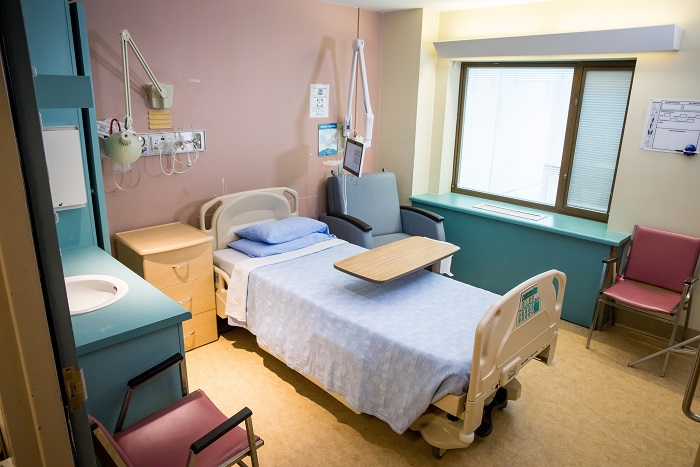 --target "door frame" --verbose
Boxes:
[0,0,94,464]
